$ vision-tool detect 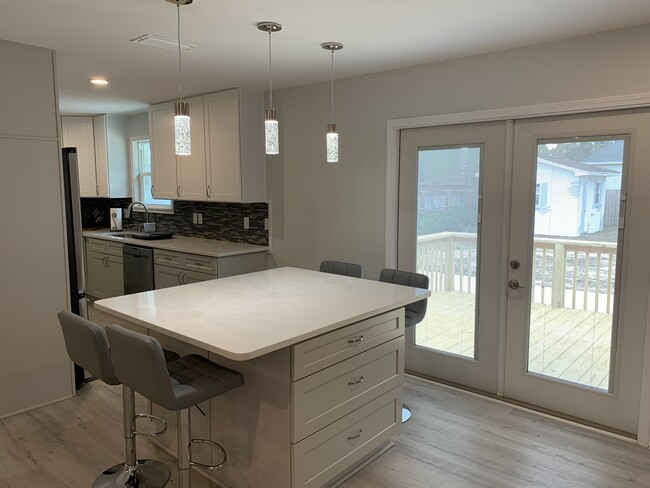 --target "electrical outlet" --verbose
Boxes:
[192,212,198,224]
[198,213,203,225]
[264,218,269,231]
[244,217,250,229]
